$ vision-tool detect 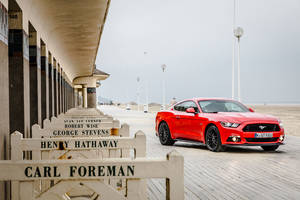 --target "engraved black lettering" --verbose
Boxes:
[78,166,87,177]
[91,141,96,148]
[75,141,80,148]
[41,141,46,148]
[102,141,108,147]
[44,166,51,177]
[113,141,118,147]
[25,167,32,177]
[47,141,52,148]
[53,166,61,177]
[88,166,96,177]
[98,166,105,176]
[70,166,77,177]
[53,141,58,148]
[127,165,134,176]
[34,167,41,177]
[118,166,125,176]
[107,166,116,176]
